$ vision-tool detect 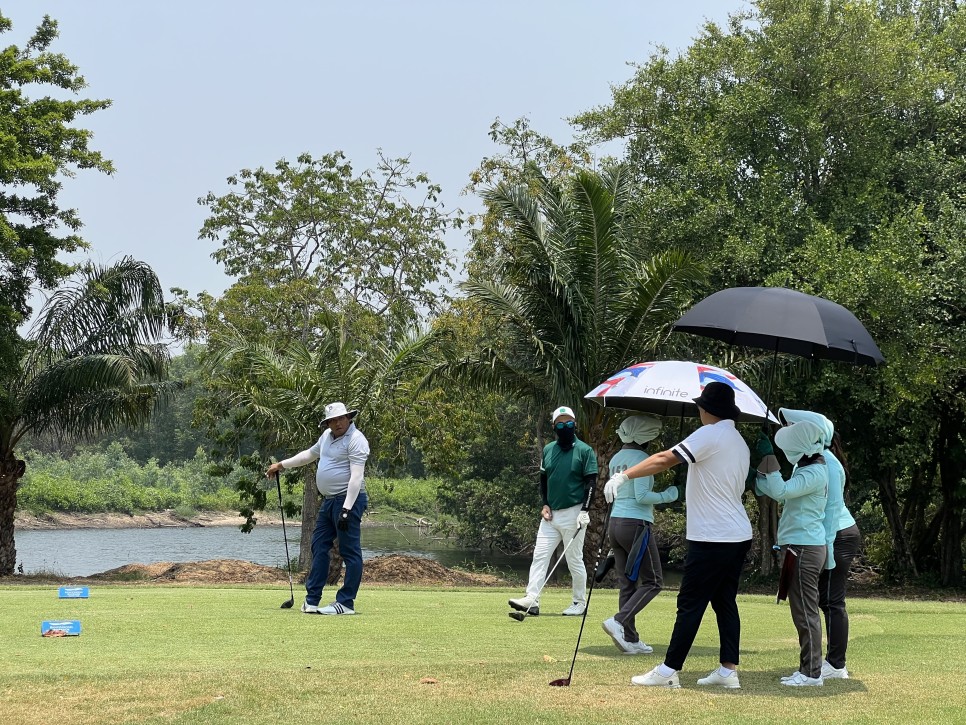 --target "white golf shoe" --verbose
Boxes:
[821,660,850,679]
[631,666,680,688]
[561,602,586,616]
[781,672,823,687]
[508,595,540,615]
[697,668,741,688]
